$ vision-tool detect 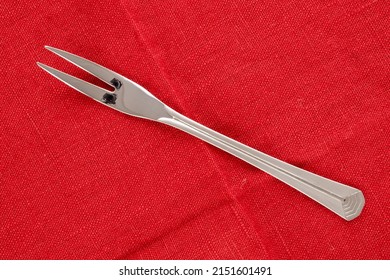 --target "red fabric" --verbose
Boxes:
[0,0,389,259]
